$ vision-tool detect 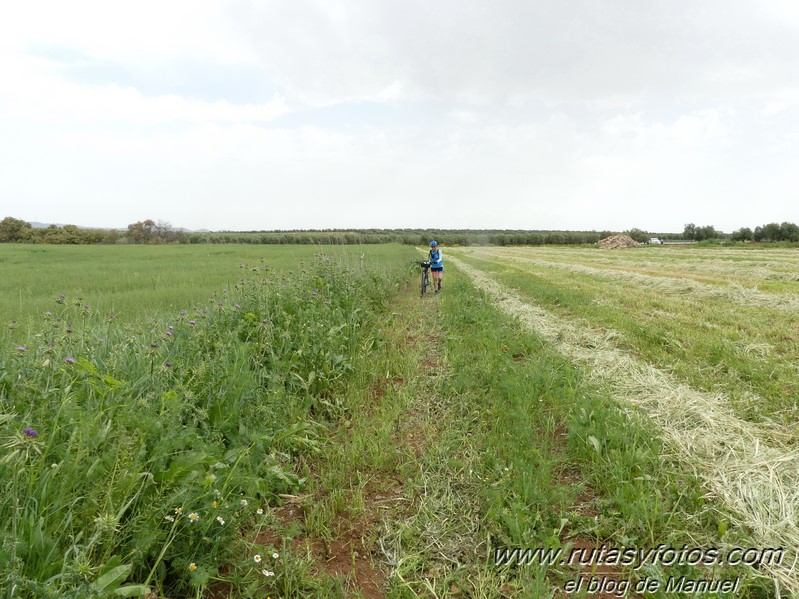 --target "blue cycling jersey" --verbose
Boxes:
[429,248,443,268]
